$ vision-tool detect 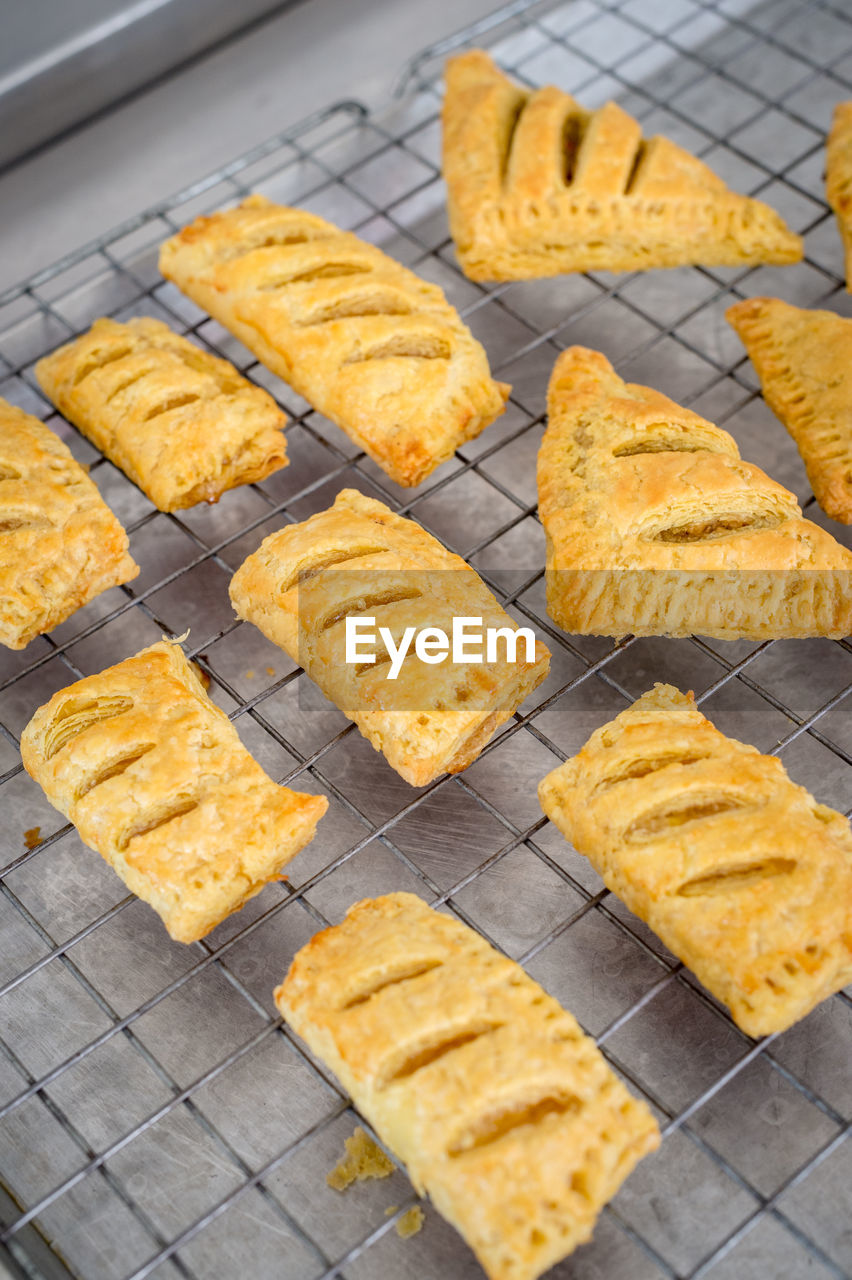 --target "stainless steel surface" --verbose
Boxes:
[1,1,851,1277]
[0,0,504,294]
[0,0,306,171]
